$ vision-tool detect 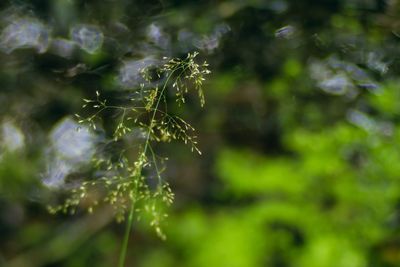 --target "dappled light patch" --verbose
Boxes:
[309,57,378,97]
[193,23,231,54]
[0,17,50,54]
[70,24,104,54]
[42,117,96,188]
[49,117,95,165]
[117,57,161,89]
[146,23,170,50]
[275,25,295,39]
[0,120,25,153]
